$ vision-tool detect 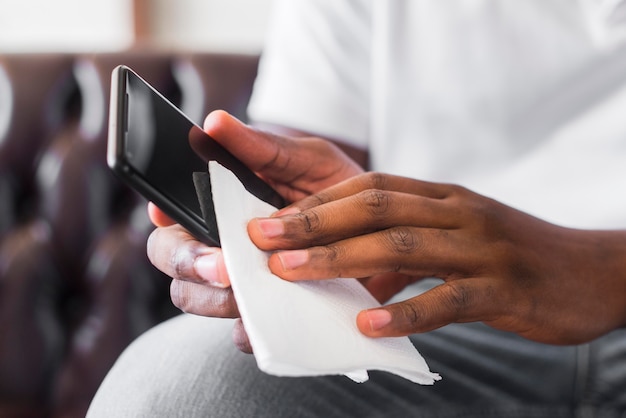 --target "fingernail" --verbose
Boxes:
[277,250,309,270]
[195,253,228,288]
[257,218,284,239]
[365,309,392,331]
